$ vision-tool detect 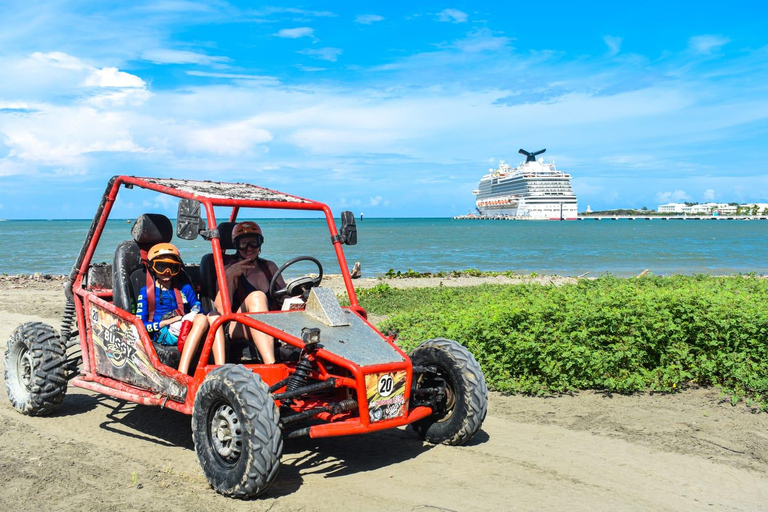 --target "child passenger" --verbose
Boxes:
[137,243,209,375]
